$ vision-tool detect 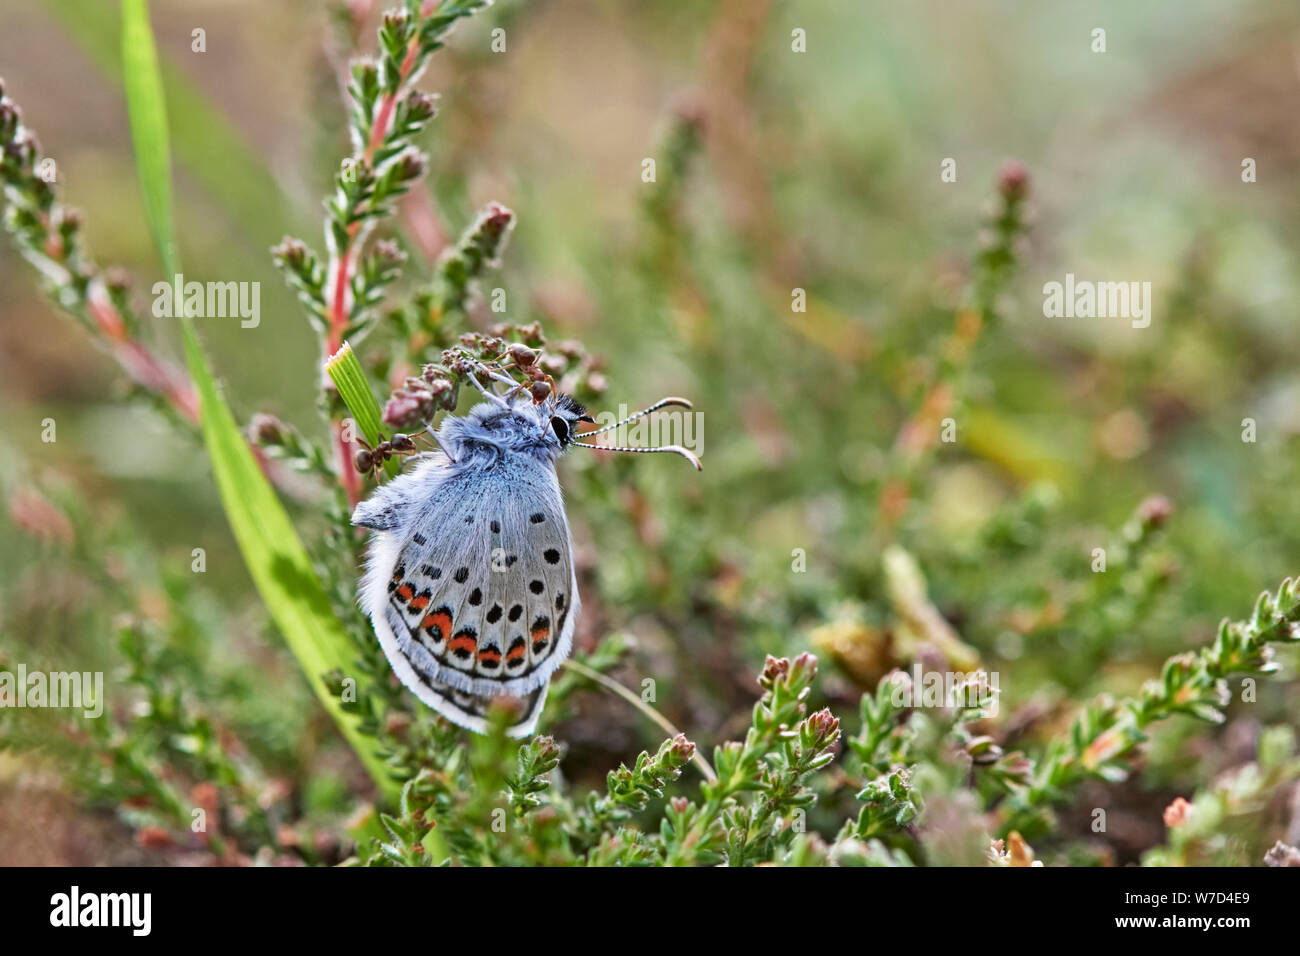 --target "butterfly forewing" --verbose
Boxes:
[352,392,613,738]
[373,456,578,703]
